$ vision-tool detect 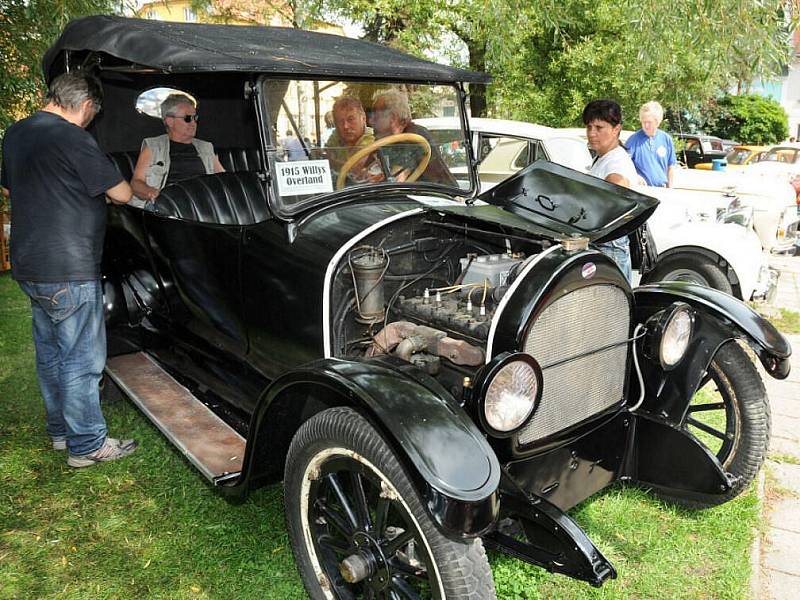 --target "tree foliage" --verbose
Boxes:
[310,0,797,126]
[0,0,126,131]
[1,0,796,133]
[700,94,789,144]
[488,0,797,127]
